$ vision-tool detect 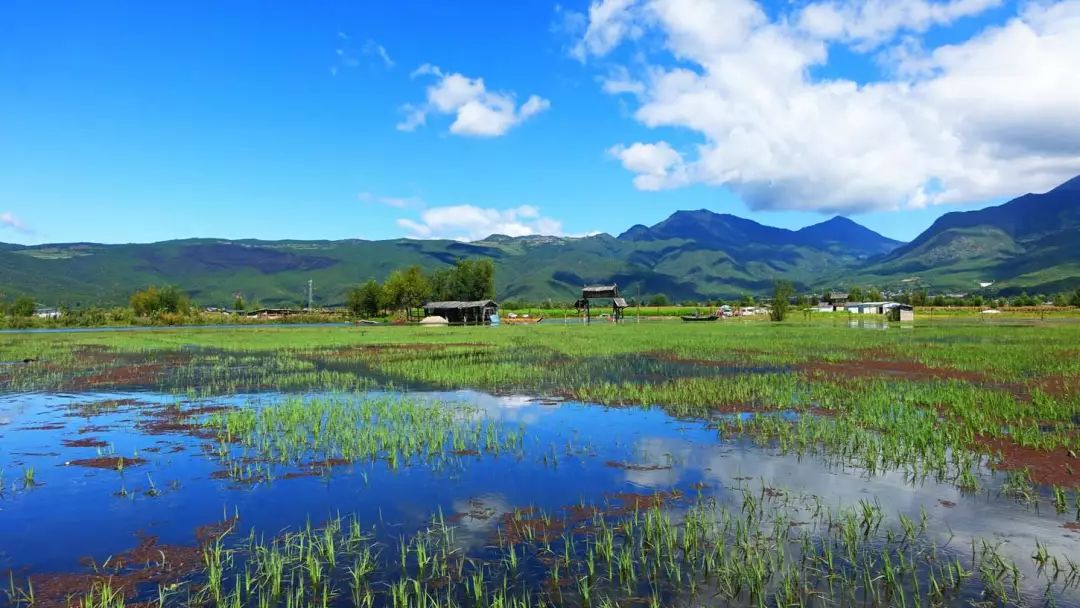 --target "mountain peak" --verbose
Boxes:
[818,215,859,226]
[795,216,902,254]
[615,208,902,256]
